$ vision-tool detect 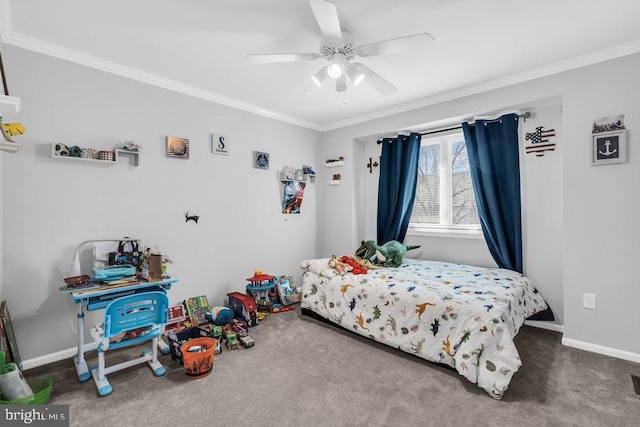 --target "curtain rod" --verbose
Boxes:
[377,111,531,144]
